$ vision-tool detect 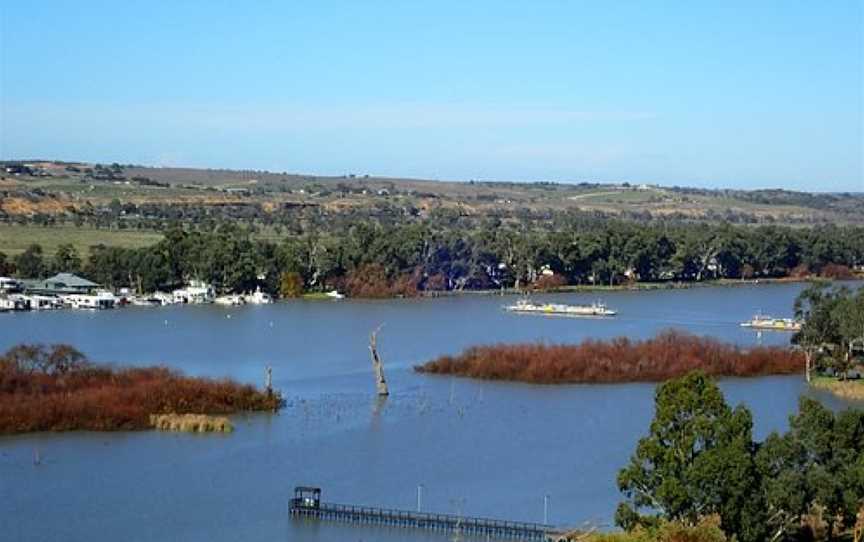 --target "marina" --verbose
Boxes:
[0,273,273,312]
